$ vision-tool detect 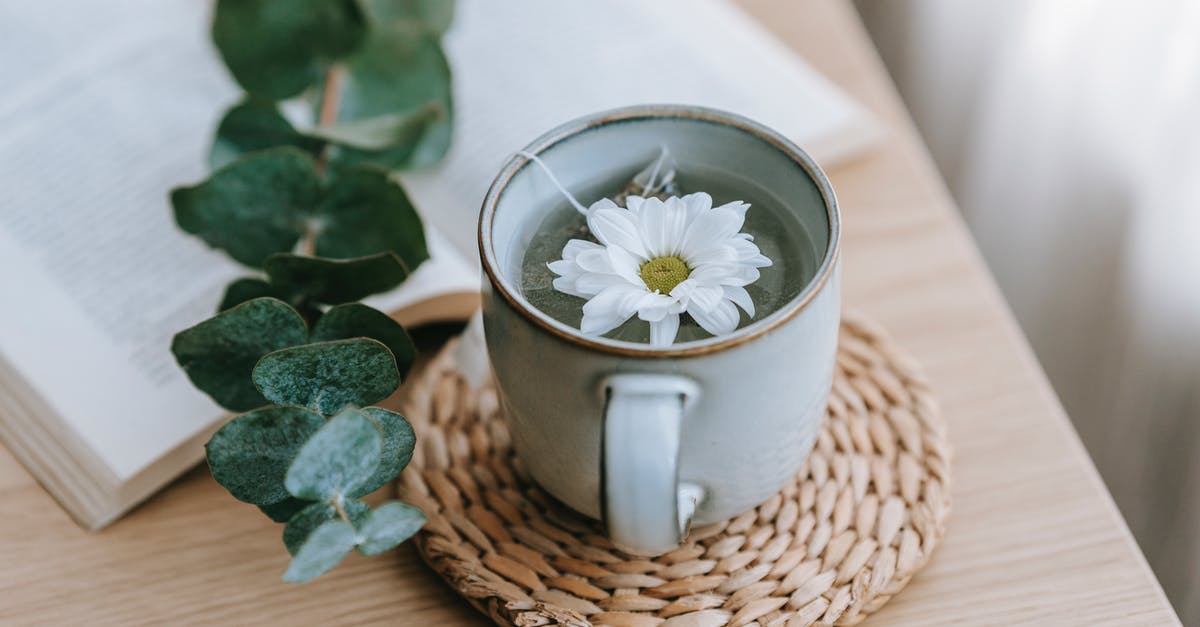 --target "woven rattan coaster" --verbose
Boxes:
[397,315,950,627]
